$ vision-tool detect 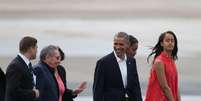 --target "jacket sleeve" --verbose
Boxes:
[62,88,75,101]
[34,66,44,101]
[93,59,105,101]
